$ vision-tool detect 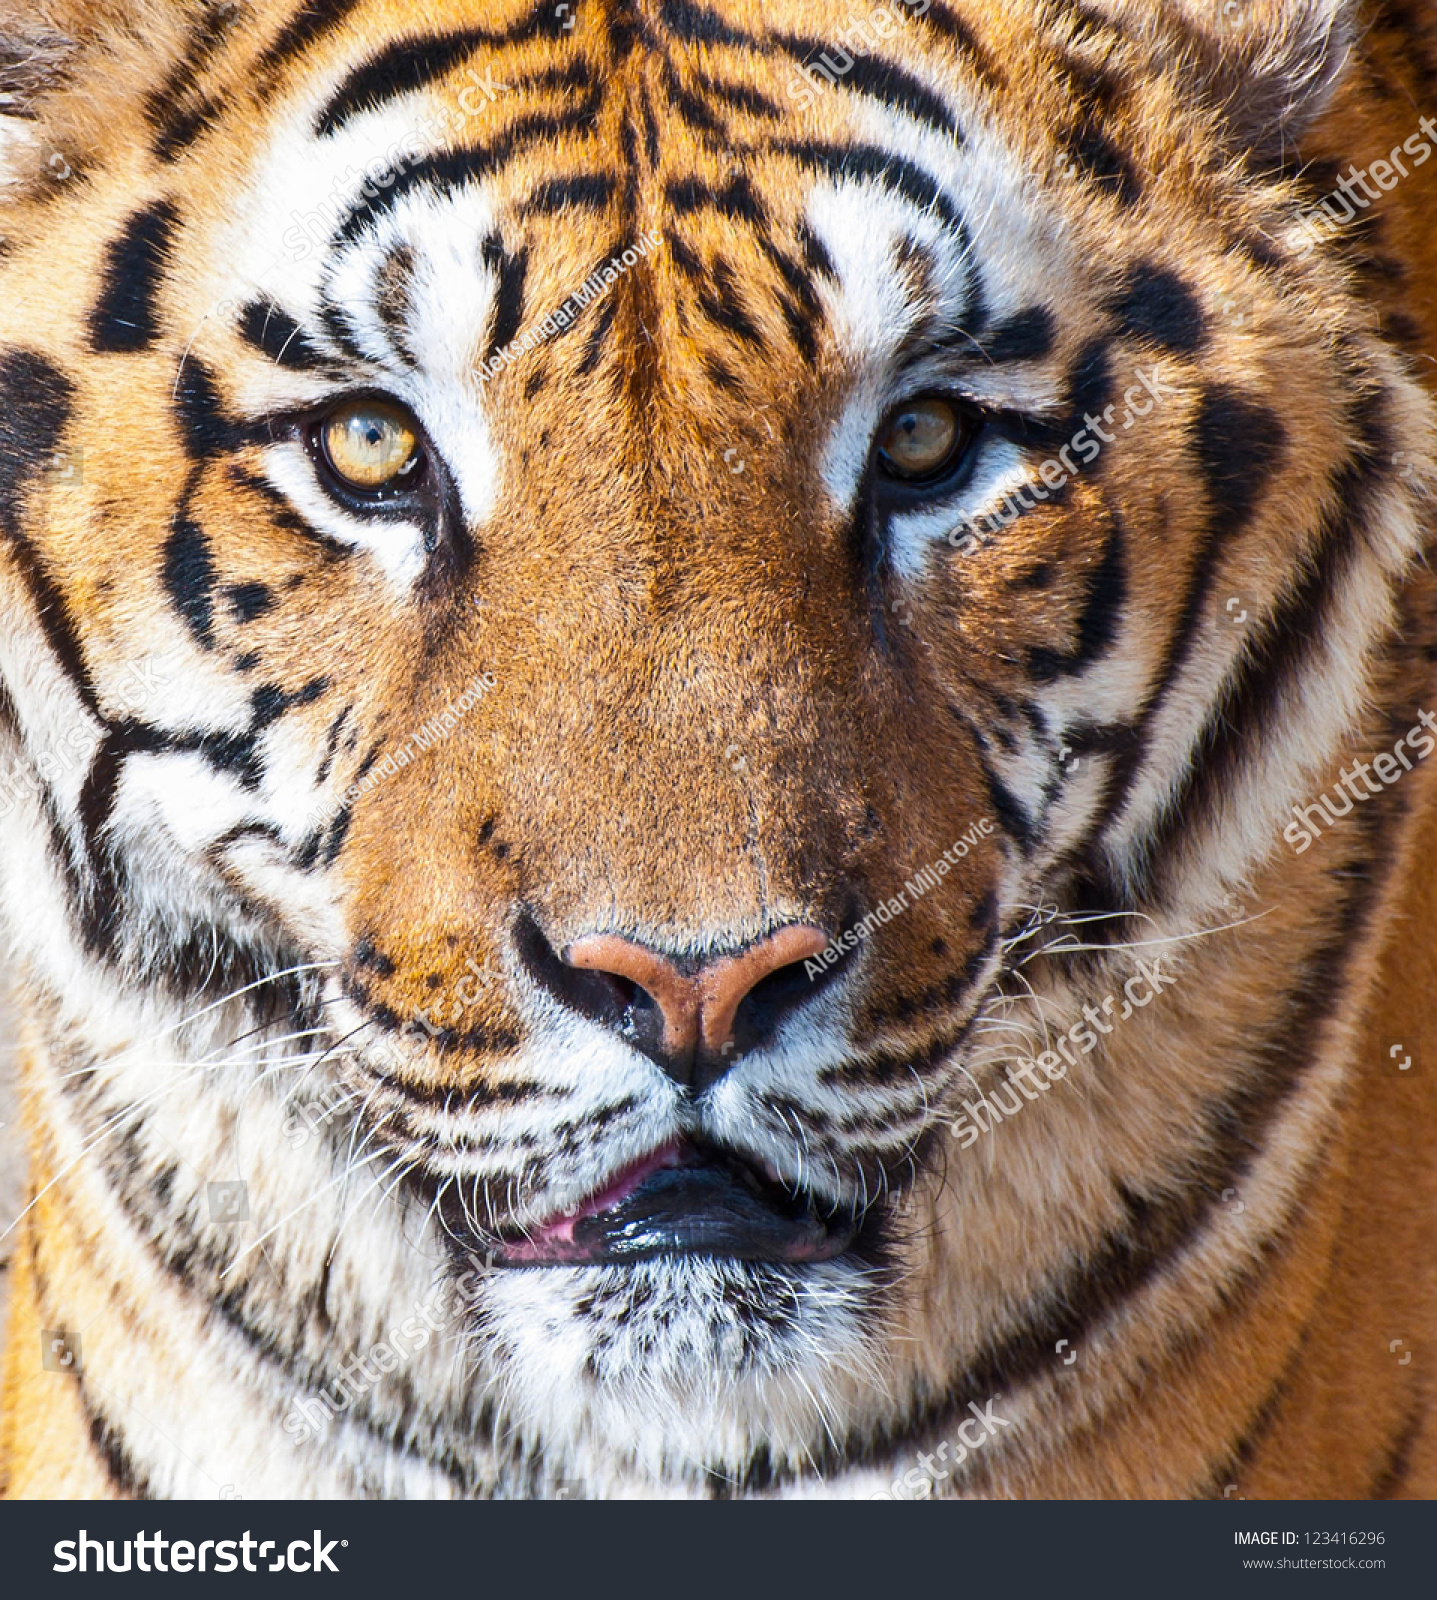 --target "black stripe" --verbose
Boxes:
[26,1245,150,1495]
[916,4,1002,87]
[0,348,111,721]
[955,752,1405,1460]
[1193,1325,1311,1497]
[1110,264,1207,355]
[689,69,780,121]
[1075,385,1287,864]
[1058,121,1141,207]
[771,139,967,246]
[757,230,826,363]
[1026,513,1126,681]
[658,0,755,50]
[960,732,1036,854]
[666,61,726,137]
[667,232,706,280]
[982,305,1055,364]
[576,295,619,377]
[145,2,241,161]
[335,91,604,246]
[89,202,179,354]
[520,173,615,214]
[0,347,74,541]
[696,258,765,348]
[238,301,331,371]
[665,172,768,226]
[316,30,493,137]
[317,300,371,367]
[70,1088,483,1492]
[772,34,962,143]
[1139,401,1391,895]
[256,0,366,81]
[318,20,591,138]
[162,515,219,648]
[75,726,137,955]
[227,581,276,623]
[224,463,350,553]
[174,356,248,459]
[481,236,528,365]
